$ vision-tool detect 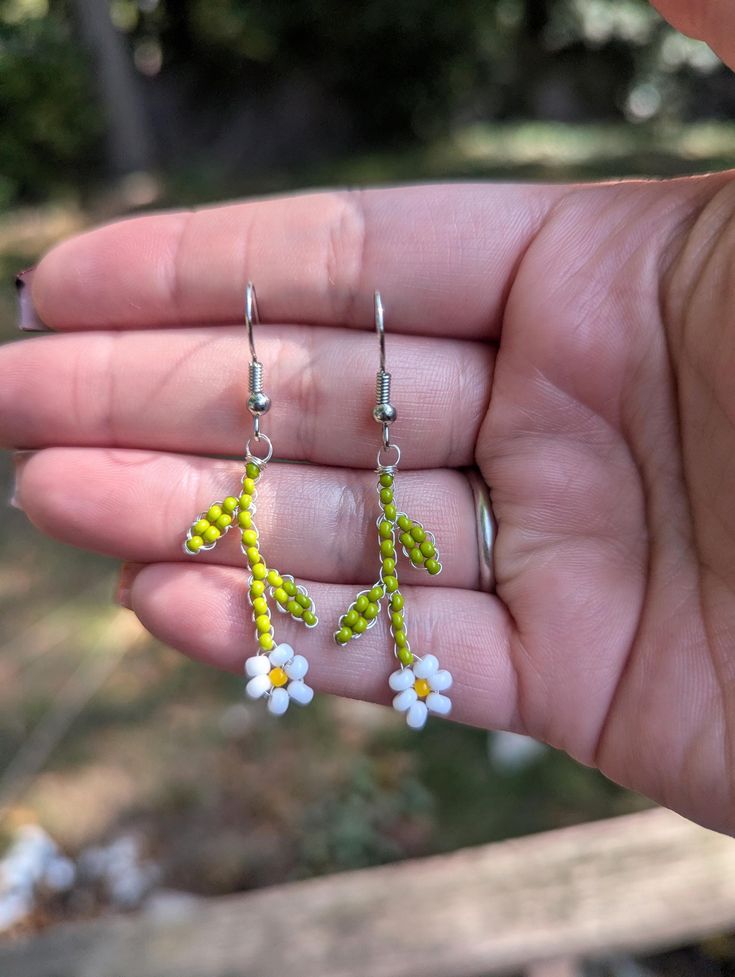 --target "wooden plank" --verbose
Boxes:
[2,807,735,977]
